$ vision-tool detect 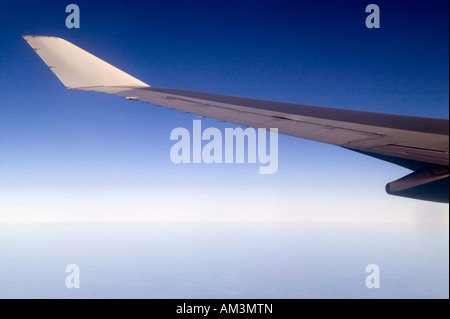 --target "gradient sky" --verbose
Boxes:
[0,0,448,298]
